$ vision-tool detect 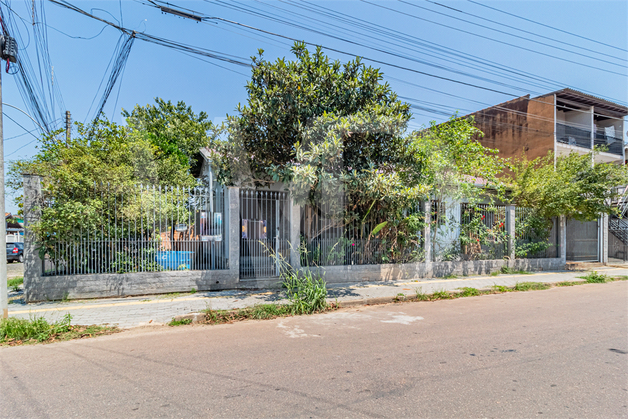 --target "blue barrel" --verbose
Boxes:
[155,251,194,270]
